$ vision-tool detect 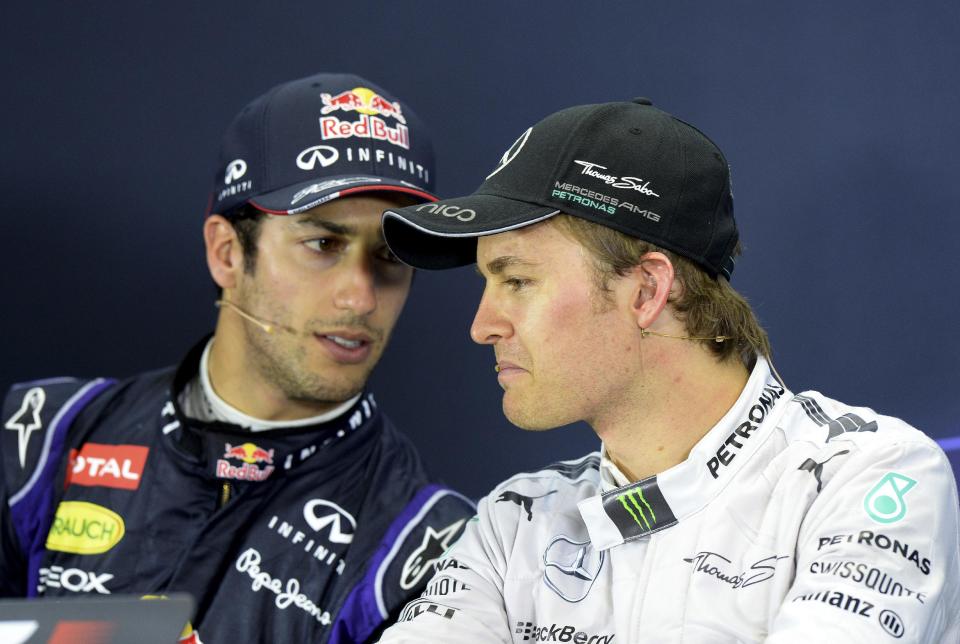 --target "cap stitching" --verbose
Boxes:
[544,105,608,208]
[258,83,284,199]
